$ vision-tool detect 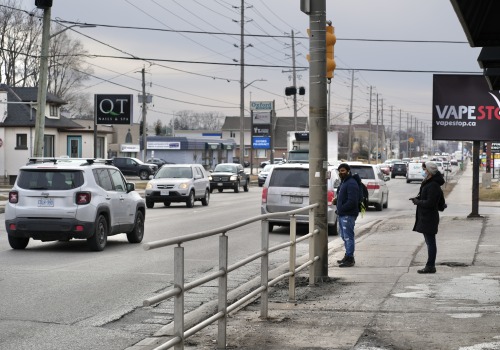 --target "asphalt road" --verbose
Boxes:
[0,172,456,350]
